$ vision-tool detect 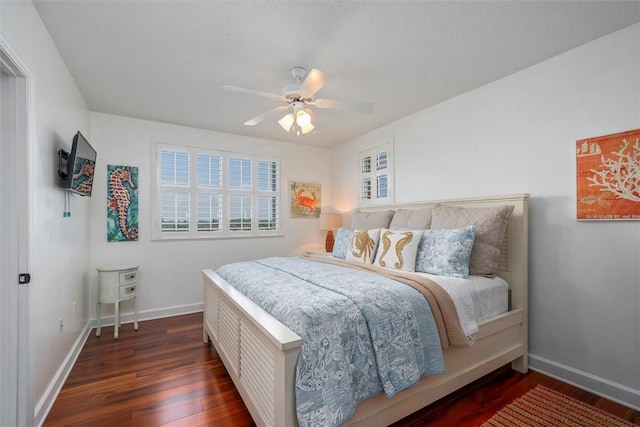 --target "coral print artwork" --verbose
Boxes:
[290,181,321,218]
[576,129,640,220]
[107,165,139,241]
